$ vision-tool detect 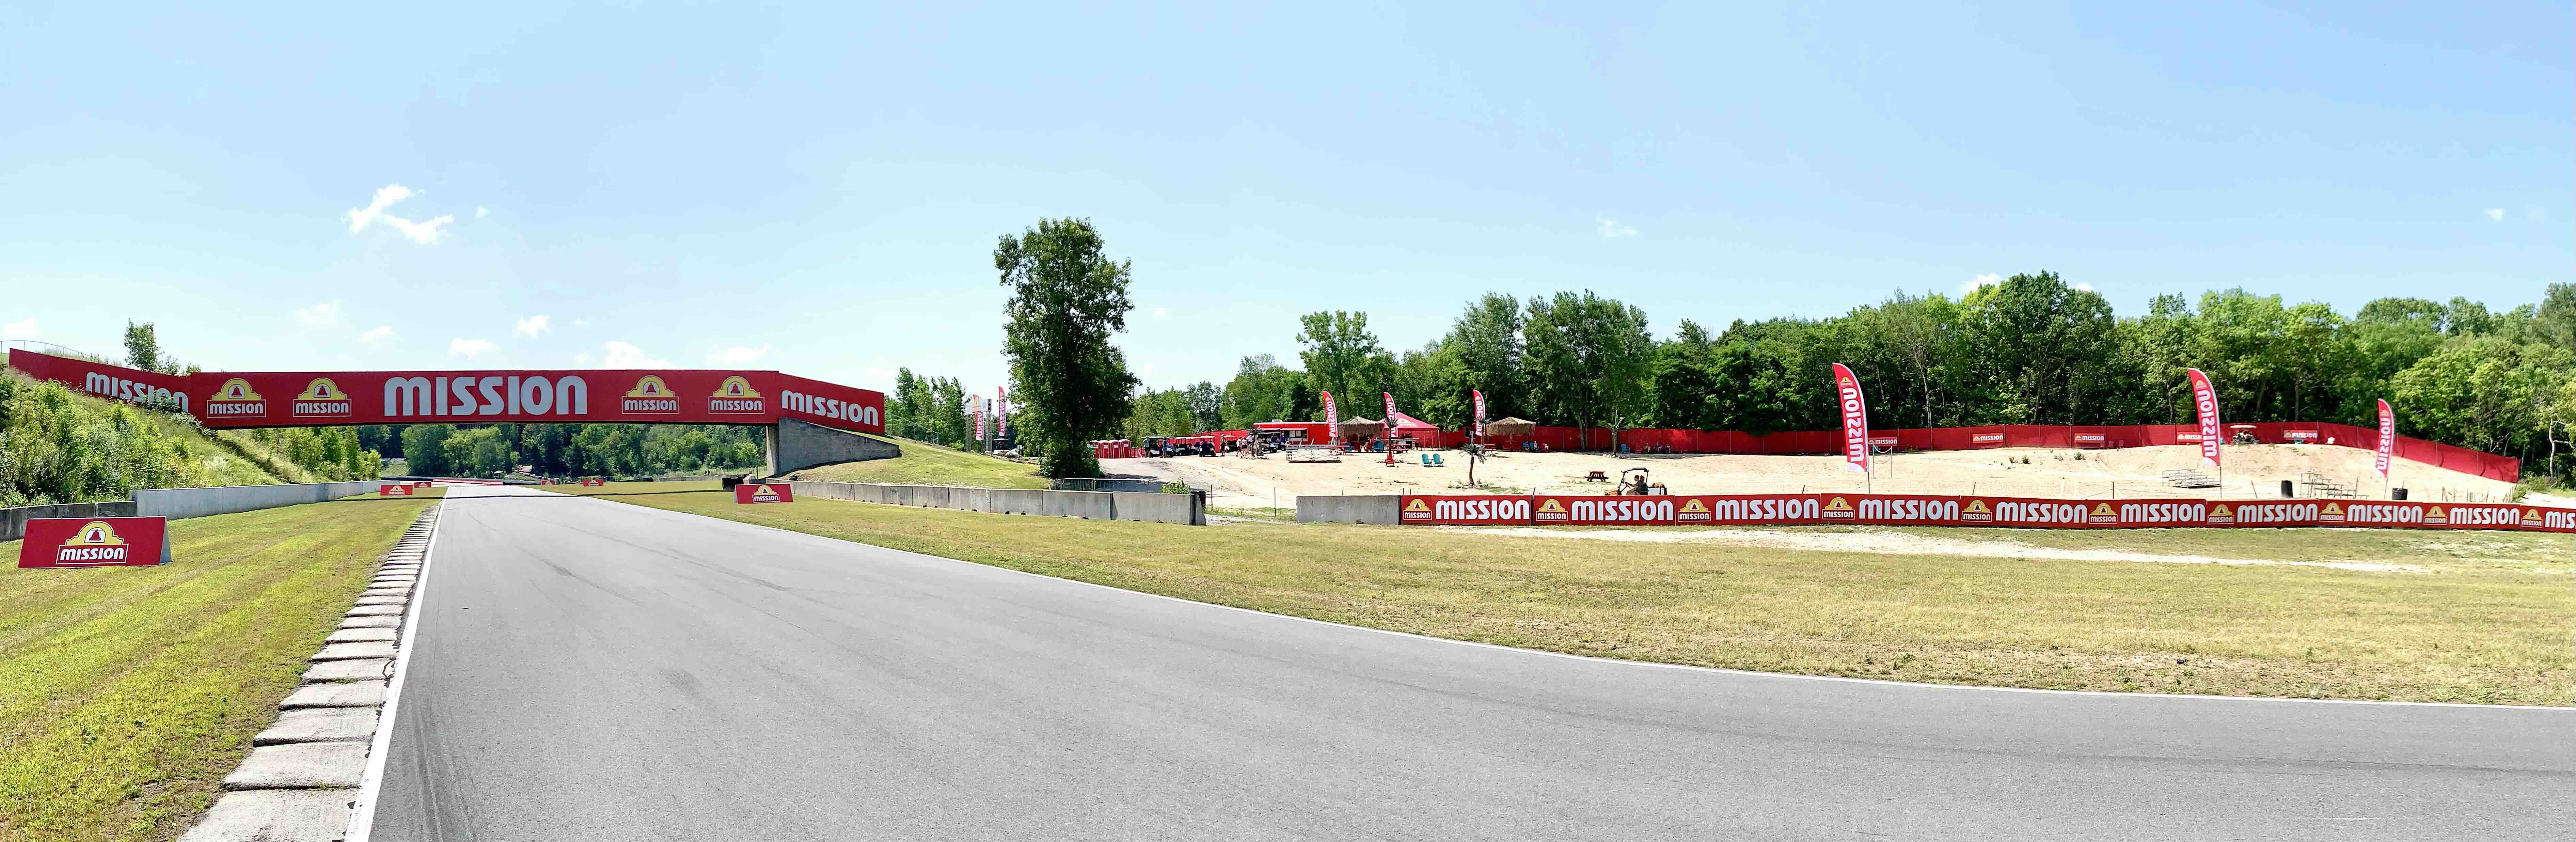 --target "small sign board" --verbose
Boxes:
[580,478,605,487]
[18,517,172,568]
[734,483,793,504]
[380,484,415,496]
[413,481,432,488]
